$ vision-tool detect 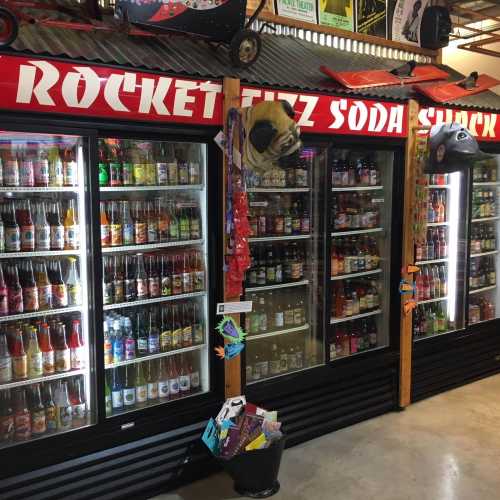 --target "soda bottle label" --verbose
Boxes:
[65,225,79,250]
[167,163,178,185]
[104,339,113,365]
[20,161,35,187]
[50,226,65,250]
[158,379,169,399]
[125,338,136,360]
[122,163,134,185]
[136,384,147,403]
[172,328,182,349]
[34,159,49,186]
[68,283,81,306]
[133,164,146,185]
[148,336,159,354]
[137,338,148,353]
[52,284,68,308]
[113,341,124,363]
[145,164,156,185]
[161,276,172,296]
[31,410,47,435]
[147,222,158,243]
[70,346,84,370]
[101,224,111,247]
[0,415,14,441]
[105,395,112,416]
[179,374,190,393]
[0,356,12,382]
[134,223,147,244]
[156,163,168,185]
[124,279,136,302]
[98,163,109,186]
[113,280,124,304]
[147,382,158,400]
[8,287,23,314]
[23,286,39,312]
[14,413,31,440]
[111,390,123,409]
[21,225,35,251]
[172,275,183,295]
[190,220,201,239]
[136,279,148,299]
[4,161,19,187]
[148,277,160,298]
[35,226,51,250]
[38,285,52,311]
[42,350,55,374]
[182,273,193,293]
[160,330,172,351]
[122,223,134,245]
[63,161,77,186]
[110,225,123,247]
[109,163,122,187]
[193,324,204,345]
[5,227,21,252]
[55,349,71,372]
[194,271,205,291]
[123,387,136,407]
[169,377,180,396]
[190,371,200,390]
[182,326,192,346]
[29,351,43,376]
